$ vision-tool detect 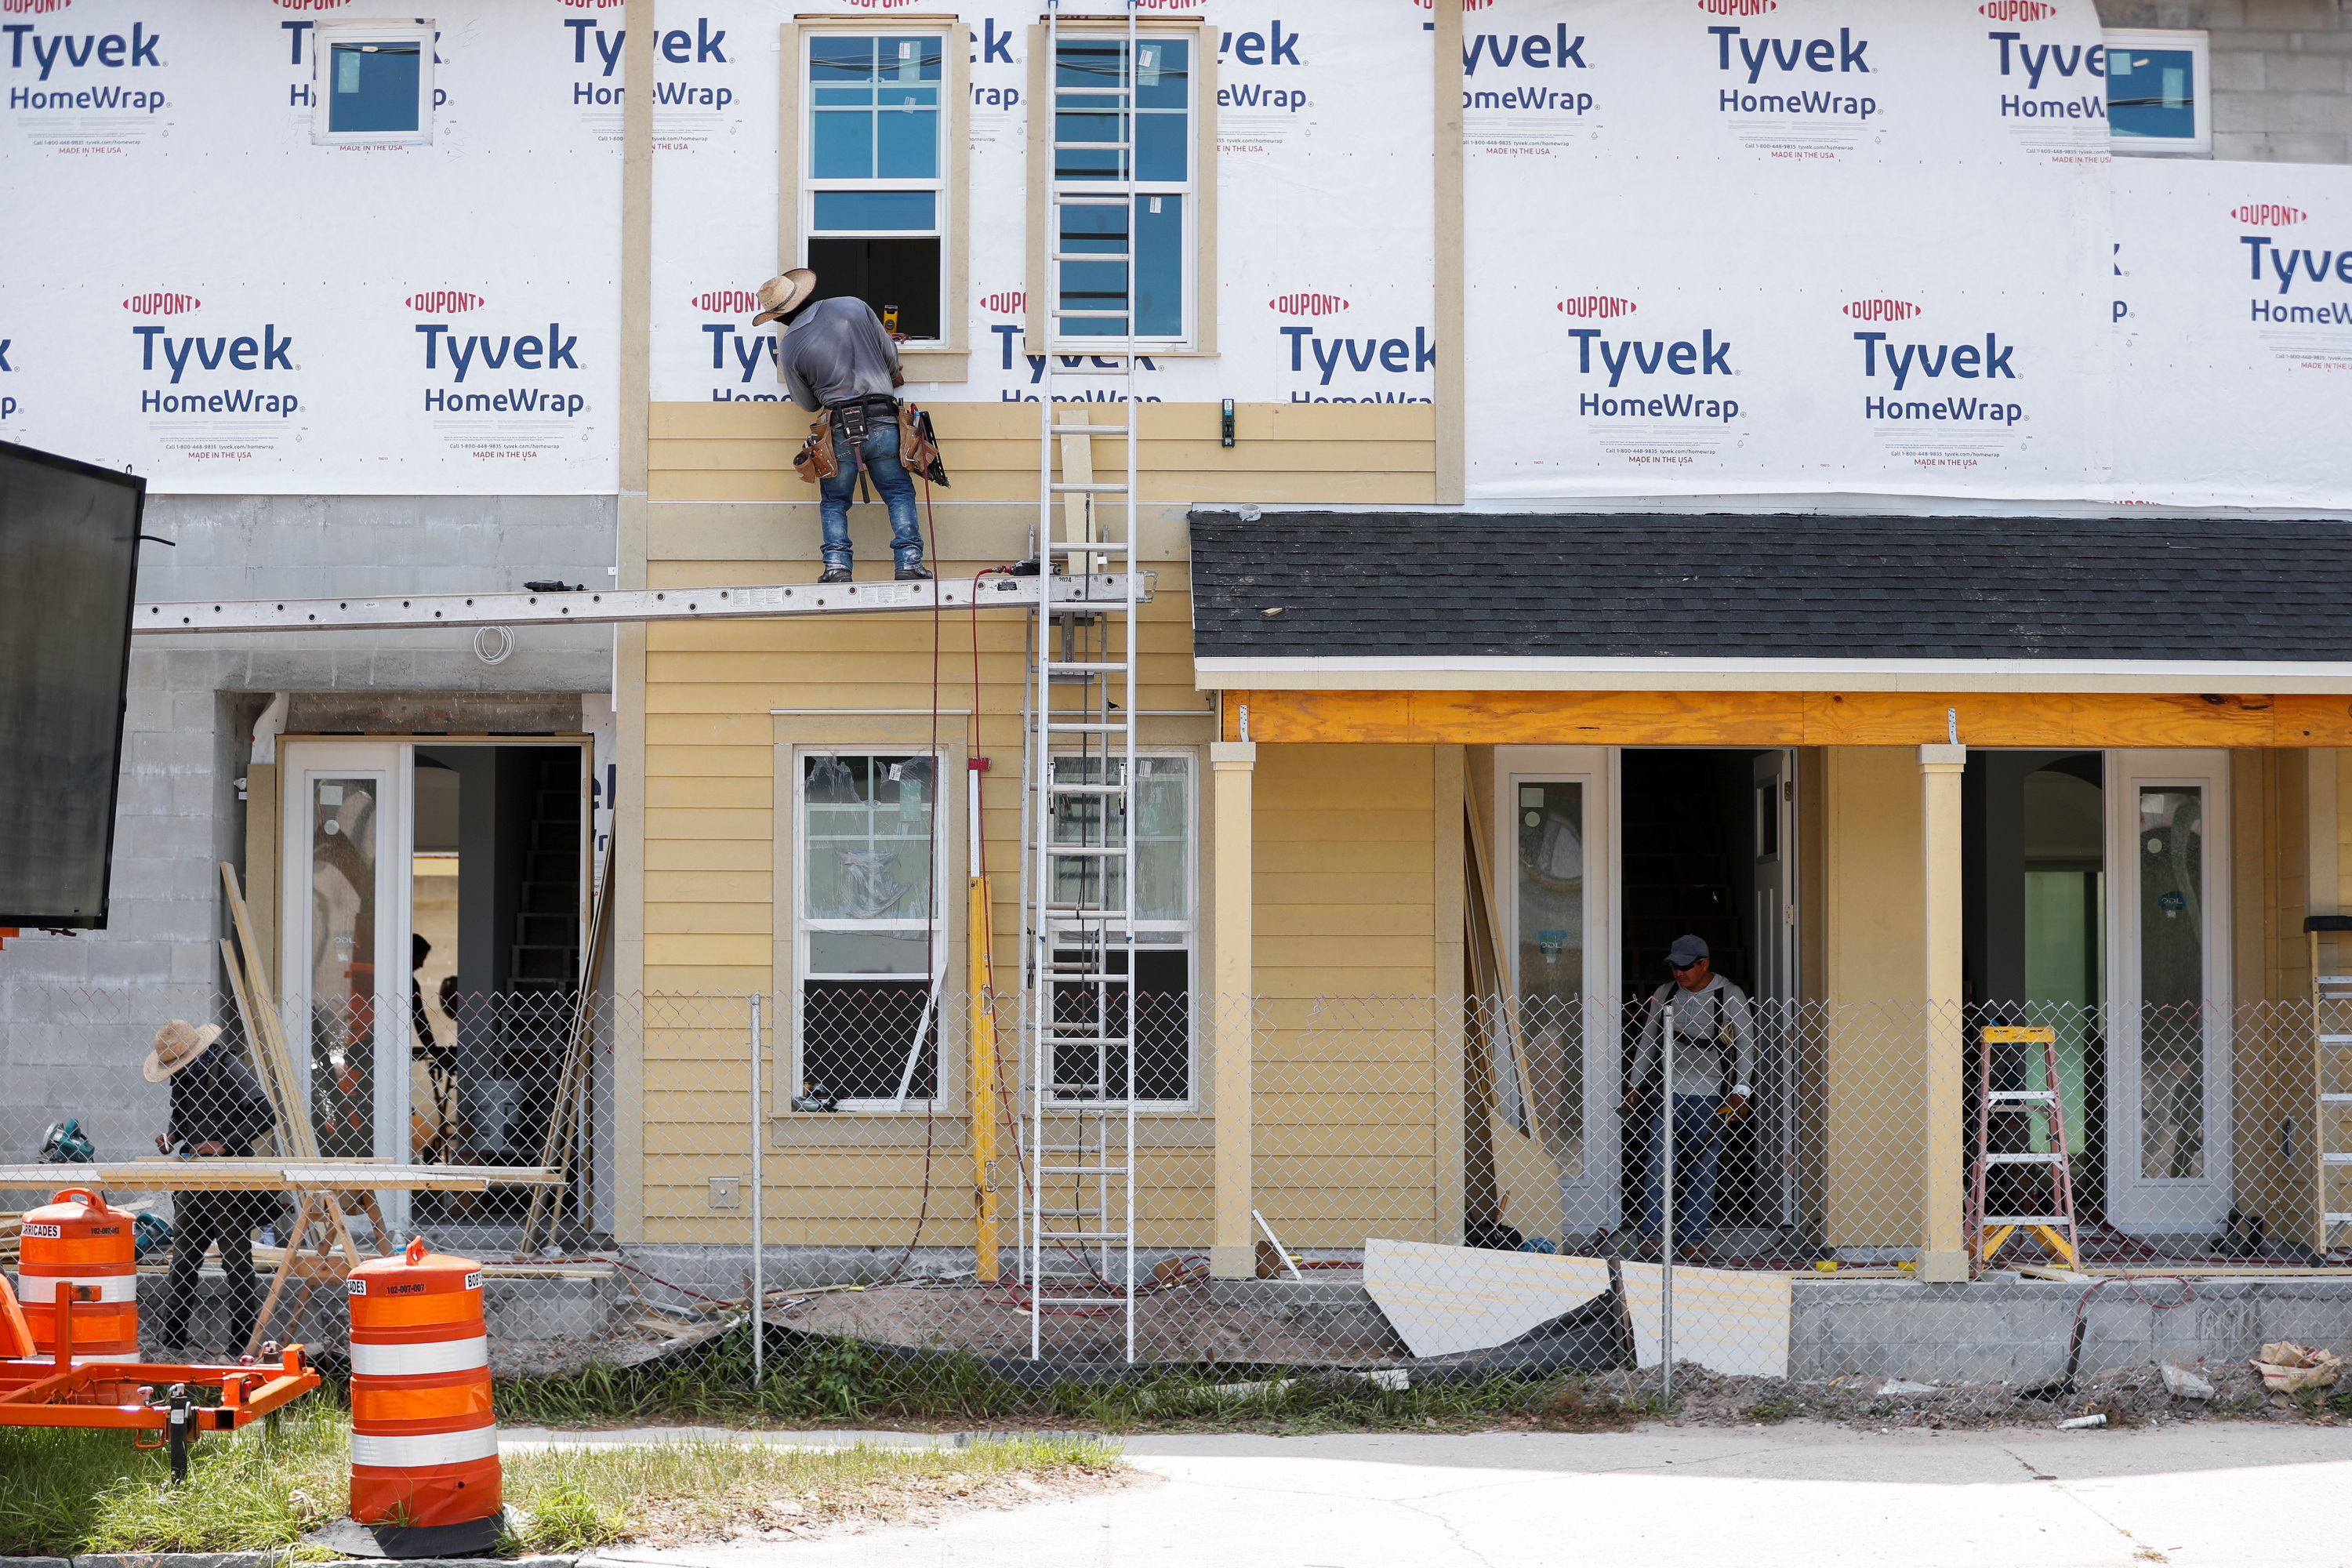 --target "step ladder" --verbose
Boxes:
[1966,1025,2082,1272]
[1019,0,1146,1363]
[2305,916,2352,1254]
